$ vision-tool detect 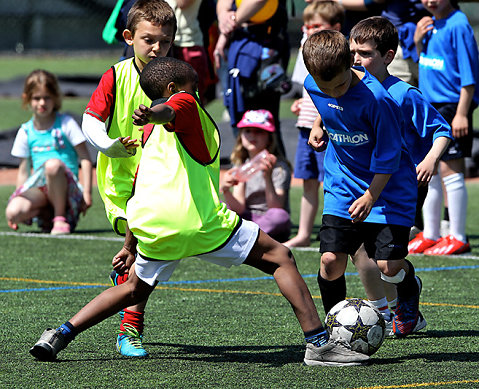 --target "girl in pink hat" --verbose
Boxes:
[220,109,292,241]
